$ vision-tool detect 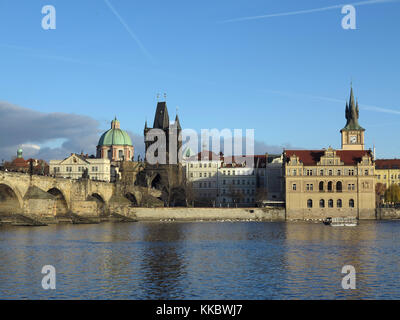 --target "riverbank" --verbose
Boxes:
[129,207,285,222]
[3,207,400,226]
